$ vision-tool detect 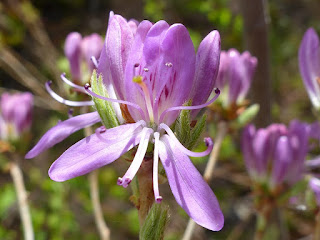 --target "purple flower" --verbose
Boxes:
[0,92,33,140]
[216,49,257,106]
[64,32,103,83]
[299,28,320,109]
[309,177,320,206]
[242,120,309,189]
[26,12,224,230]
